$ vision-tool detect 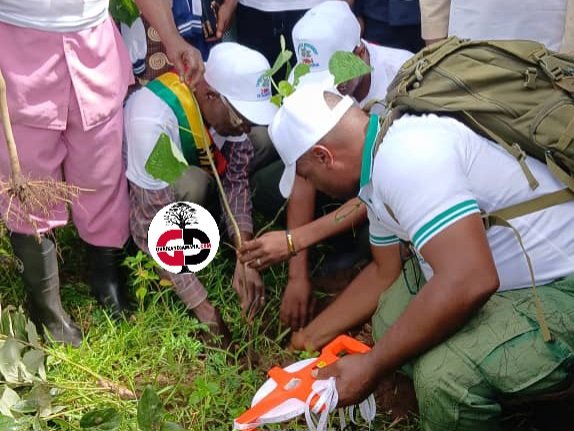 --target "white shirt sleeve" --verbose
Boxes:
[375,116,481,251]
[367,207,400,247]
[124,89,181,190]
